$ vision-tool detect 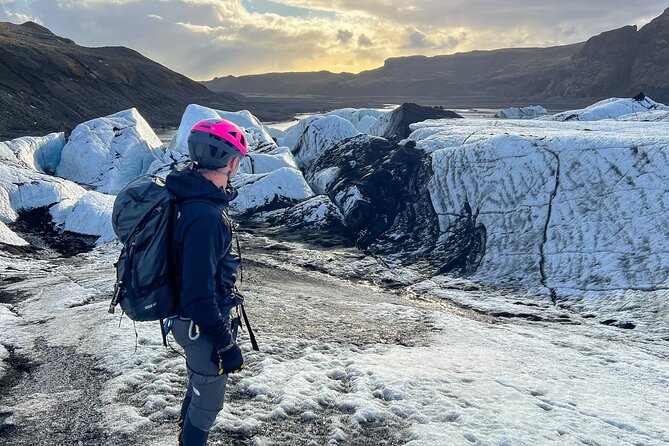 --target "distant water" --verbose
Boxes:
[153,104,496,142]
[154,128,178,145]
